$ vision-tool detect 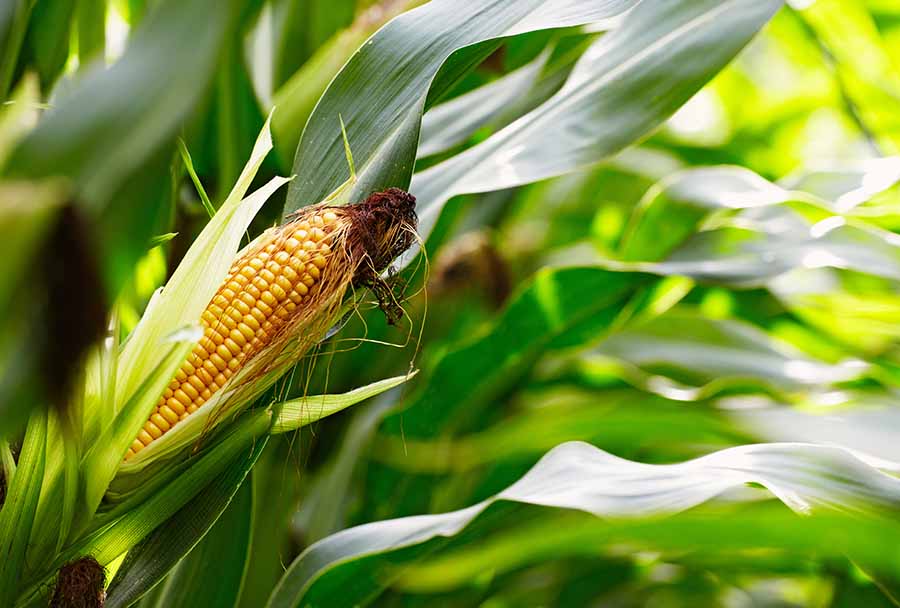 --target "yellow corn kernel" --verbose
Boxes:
[125,209,342,460]
[125,188,417,461]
